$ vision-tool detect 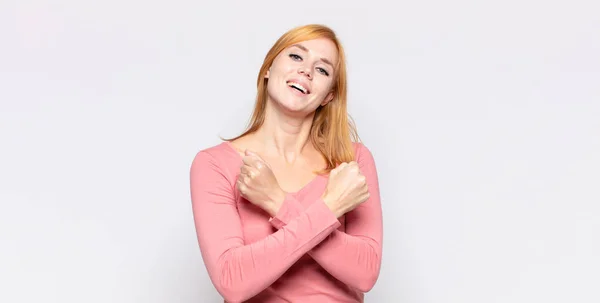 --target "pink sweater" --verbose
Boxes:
[190,141,383,303]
